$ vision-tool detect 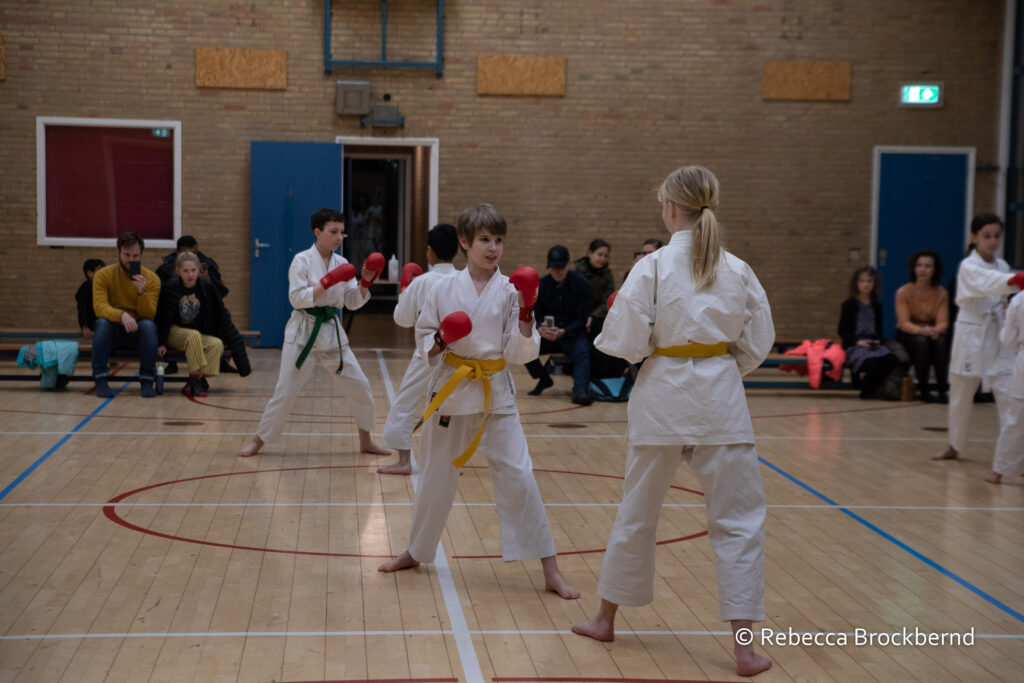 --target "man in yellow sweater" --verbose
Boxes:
[91,232,162,397]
